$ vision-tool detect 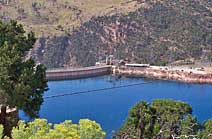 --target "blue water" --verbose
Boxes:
[20,76,212,138]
